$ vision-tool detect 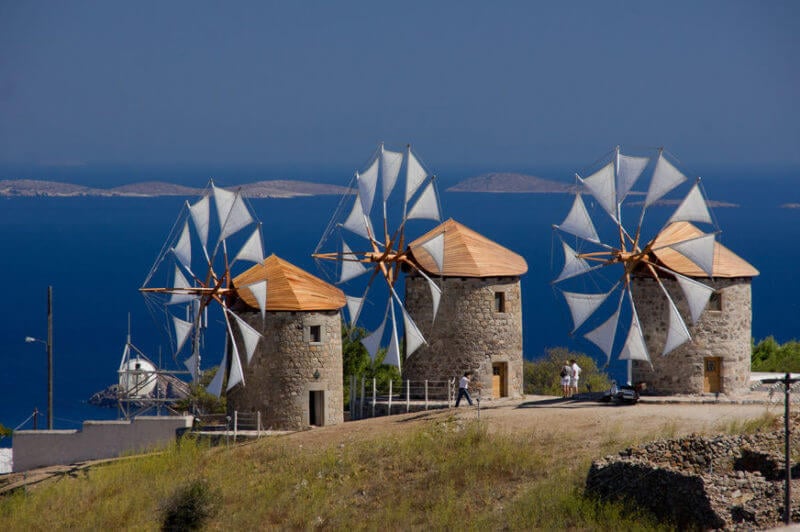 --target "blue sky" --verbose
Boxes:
[0,1,798,174]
